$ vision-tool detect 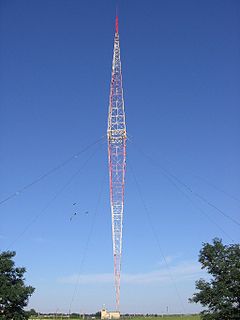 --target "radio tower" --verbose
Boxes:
[107,15,127,311]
